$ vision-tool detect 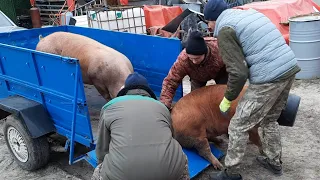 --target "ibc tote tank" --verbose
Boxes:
[289,13,320,79]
